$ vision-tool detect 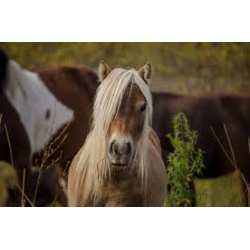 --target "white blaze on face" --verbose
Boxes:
[4,60,74,155]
